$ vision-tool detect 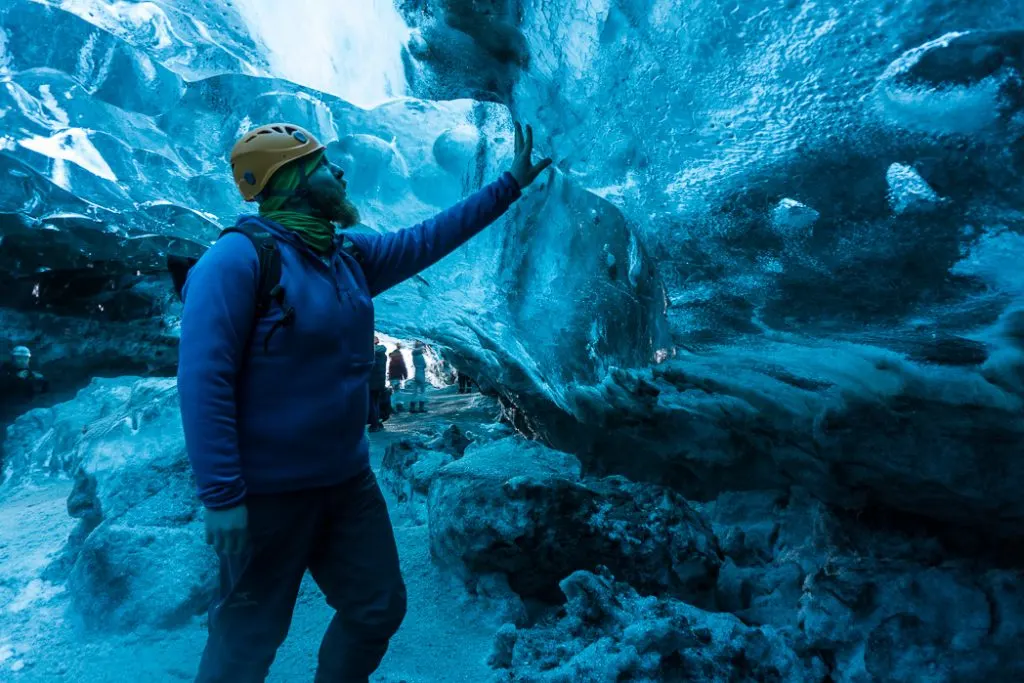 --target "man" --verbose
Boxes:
[368,336,388,432]
[1,346,48,407]
[177,120,550,683]
[387,344,408,412]
[410,341,428,414]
